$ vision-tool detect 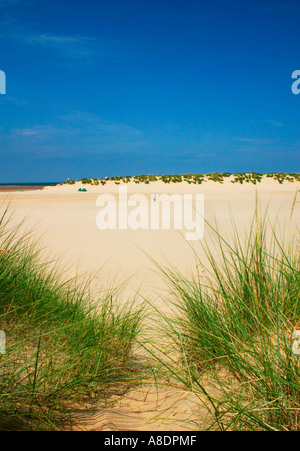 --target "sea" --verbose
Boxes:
[0,183,59,191]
